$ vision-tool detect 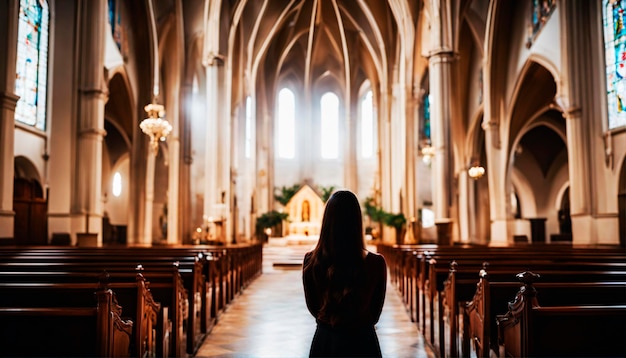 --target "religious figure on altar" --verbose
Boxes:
[284,184,324,243]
